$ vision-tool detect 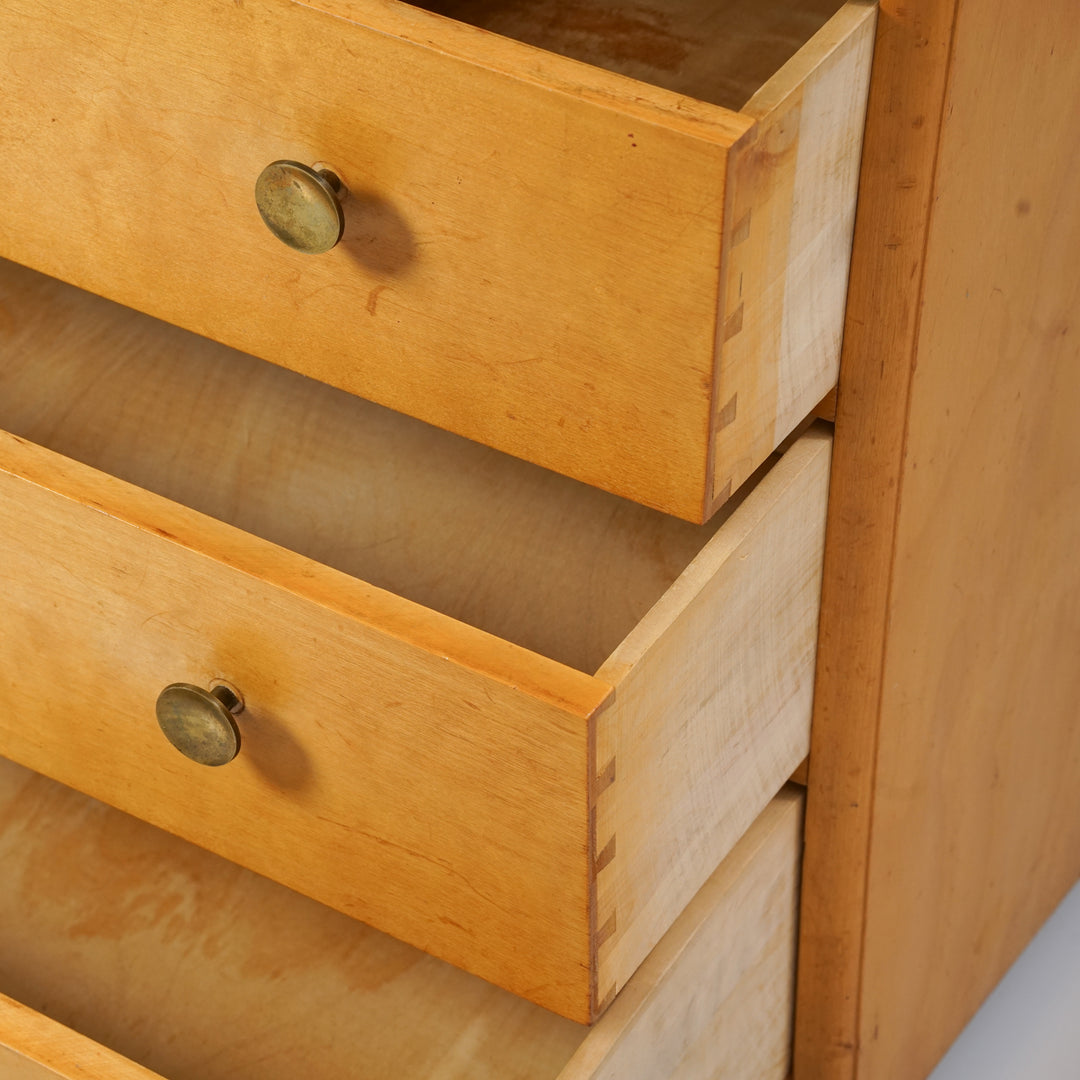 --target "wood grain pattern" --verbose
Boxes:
[561,789,803,1080]
[0,762,802,1080]
[707,2,874,513]
[797,0,1080,1077]
[593,426,831,1009]
[0,0,870,520]
[0,996,163,1080]
[856,2,1080,1075]
[413,0,844,110]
